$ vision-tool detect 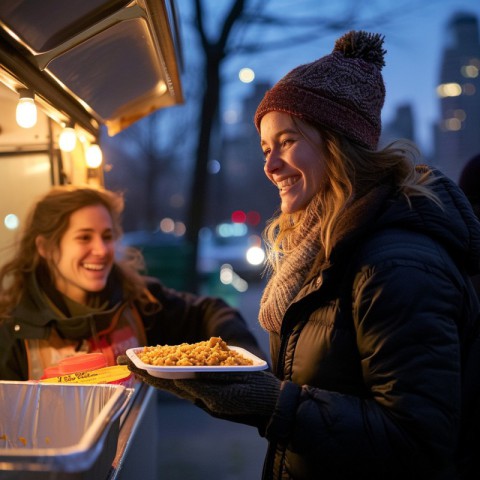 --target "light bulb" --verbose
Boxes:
[16,90,37,129]
[86,144,103,168]
[59,127,77,152]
